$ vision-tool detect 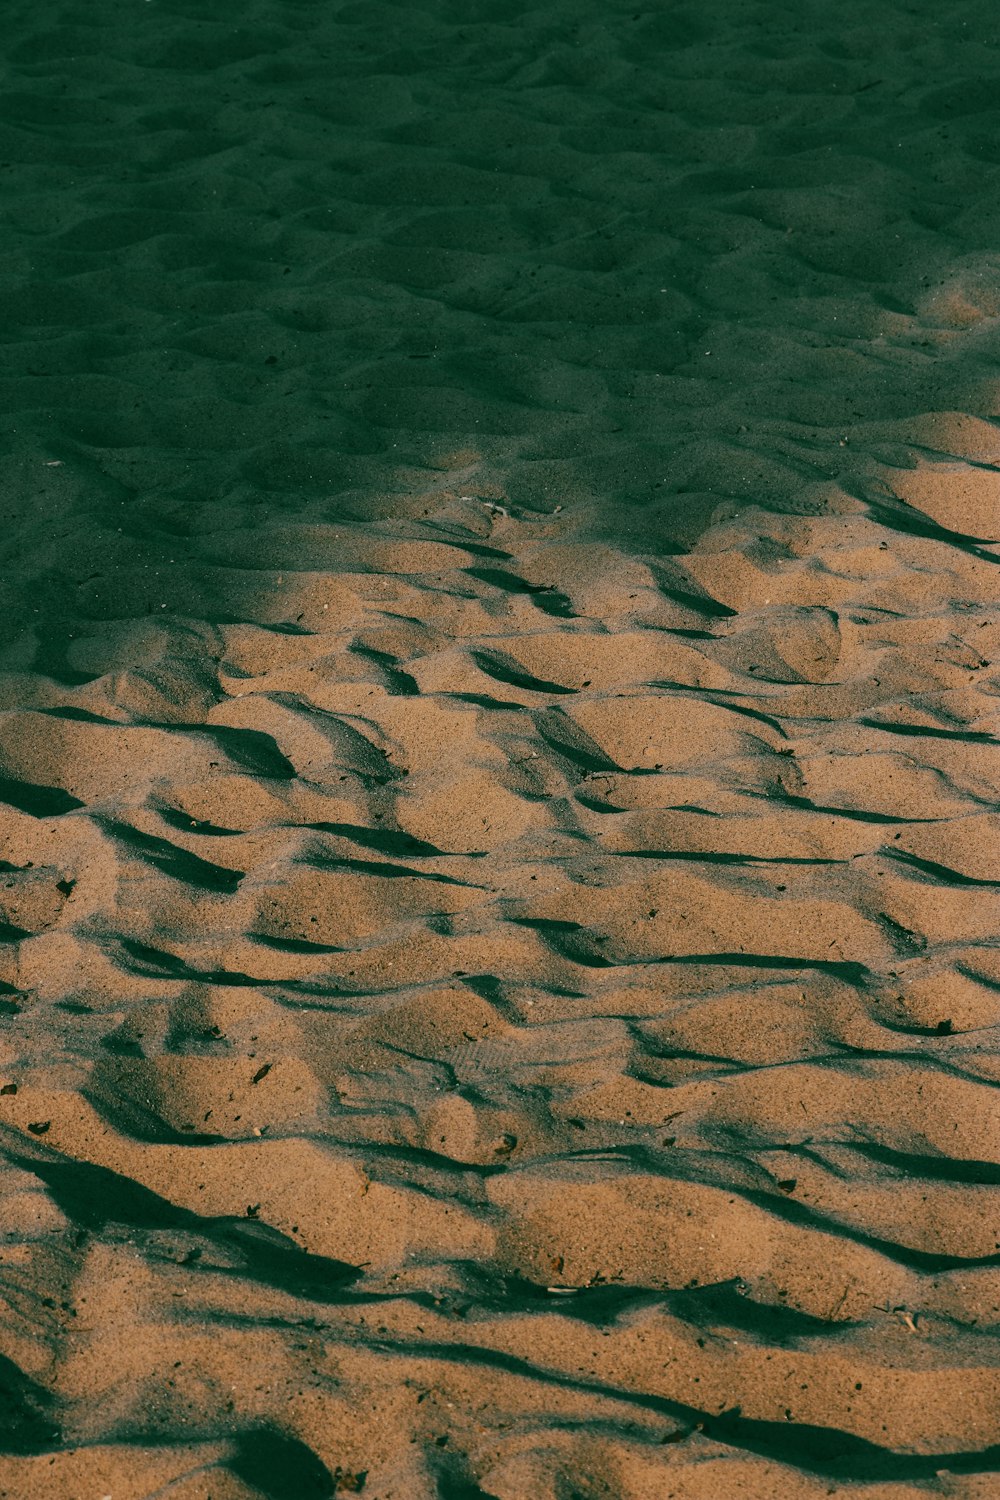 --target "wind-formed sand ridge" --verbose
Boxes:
[1,478,999,1496]
[0,0,999,1495]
